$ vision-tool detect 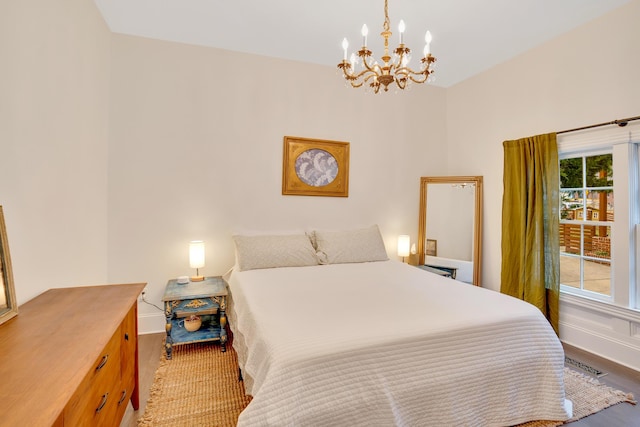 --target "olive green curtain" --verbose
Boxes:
[501,133,560,334]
